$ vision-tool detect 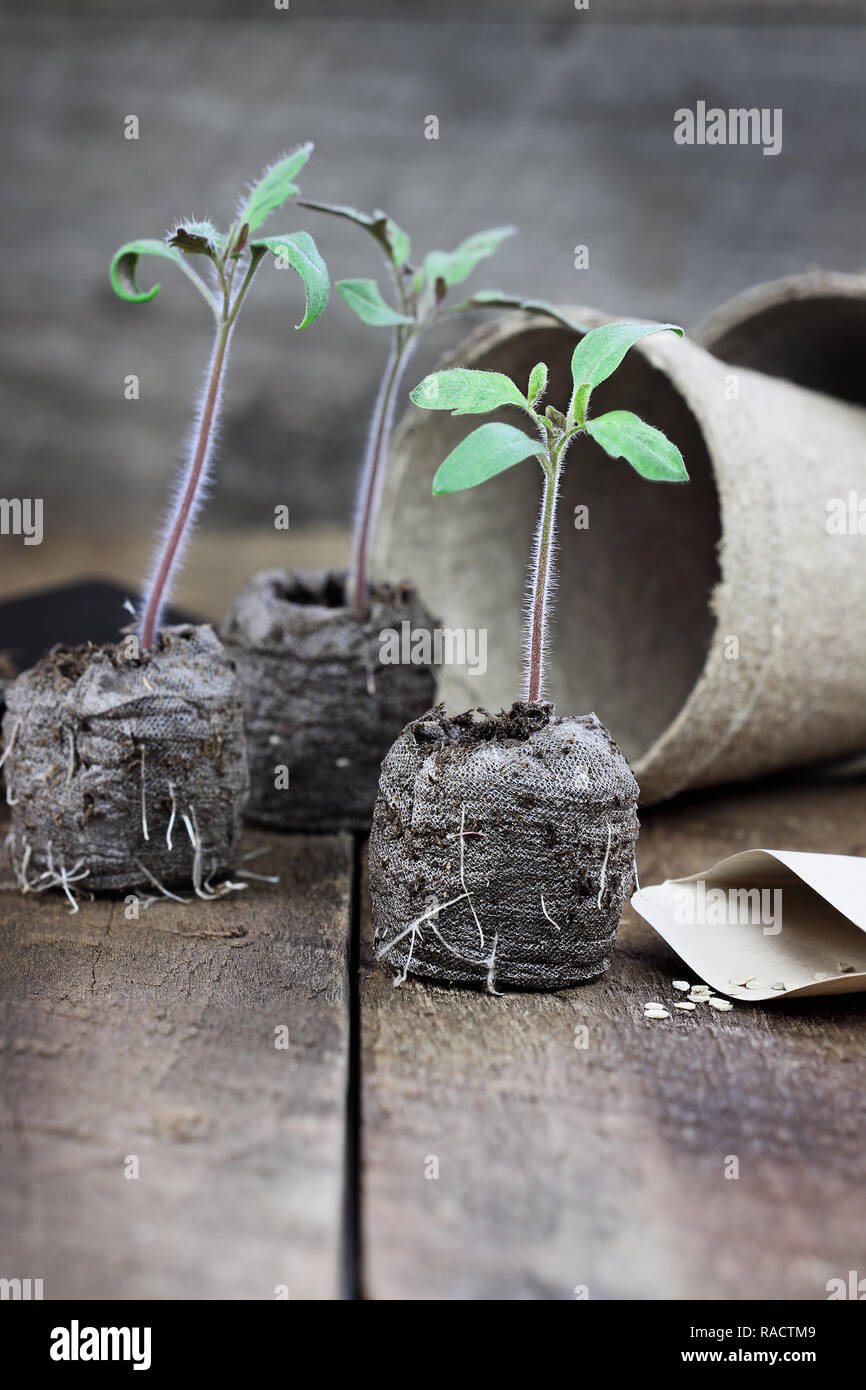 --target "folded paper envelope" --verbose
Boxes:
[631,850,866,1001]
